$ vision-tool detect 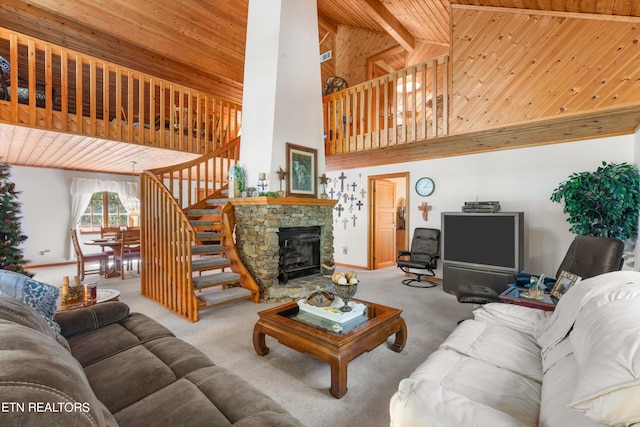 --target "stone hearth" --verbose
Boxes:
[229,197,337,302]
